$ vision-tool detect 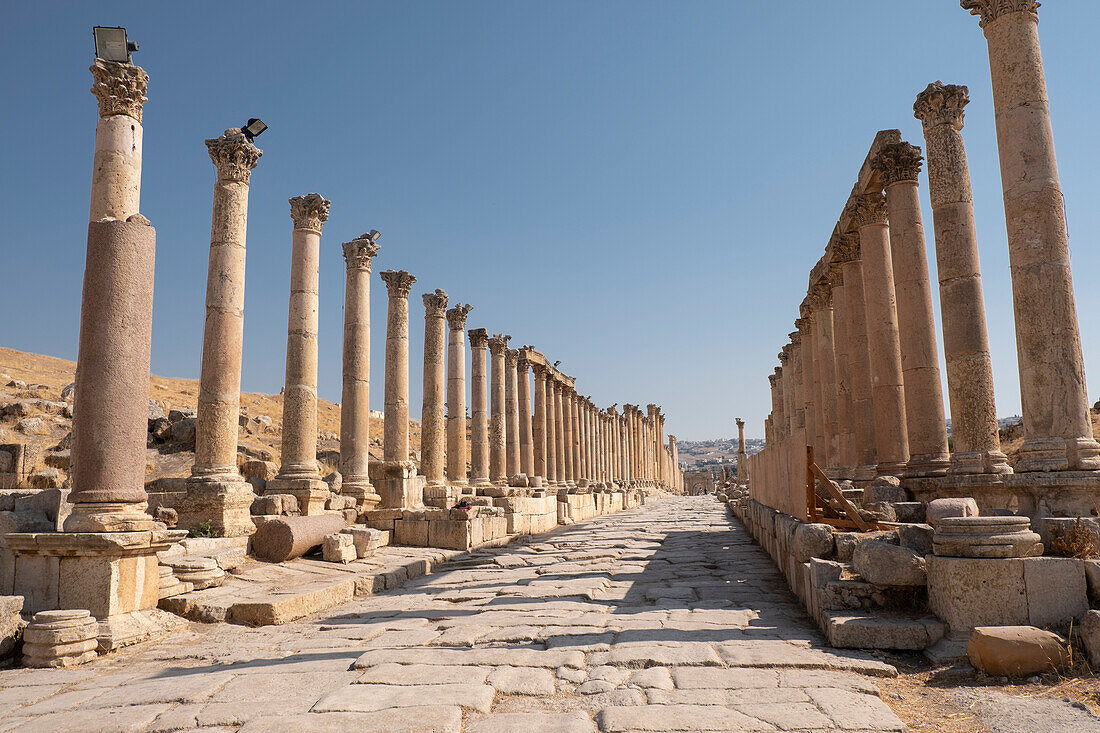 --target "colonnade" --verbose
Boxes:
[752,0,1099,518]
